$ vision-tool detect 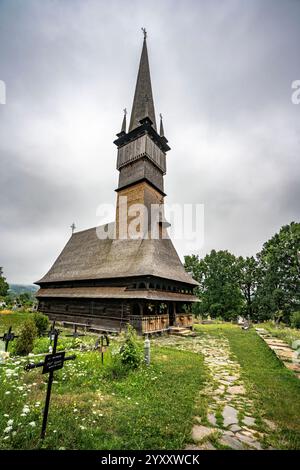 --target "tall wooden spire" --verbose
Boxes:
[129,29,157,132]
